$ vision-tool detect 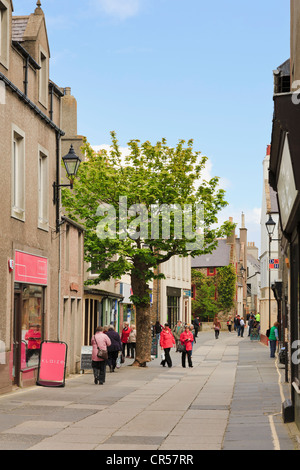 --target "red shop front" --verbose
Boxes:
[12,251,48,387]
